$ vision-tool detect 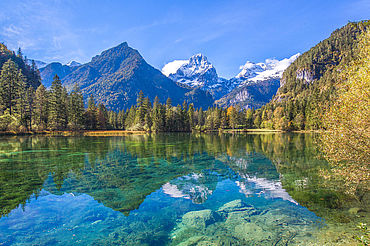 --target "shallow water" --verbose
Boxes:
[0,133,367,245]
